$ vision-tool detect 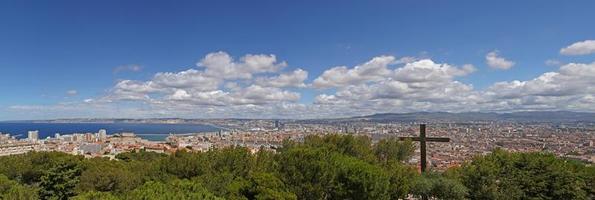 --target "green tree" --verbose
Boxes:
[38,162,82,200]
[159,150,207,179]
[384,162,418,199]
[328,154,391,200]
[0,174,38,200]
[115,150,166,162]
[71,191,120,200]
[189,147,257,199]
[245,172,296,200]
[77,159,141,194]
[278,147,391,200]
[0,152,83,185]
[302,134,376,161]
[459,149,588,200]
[410,174,467,200]
[373,137,414,165]
[126,179,223,200]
